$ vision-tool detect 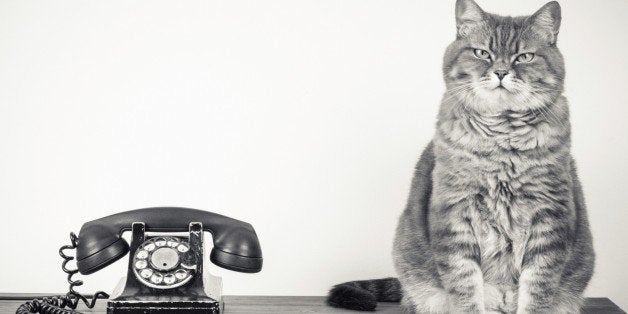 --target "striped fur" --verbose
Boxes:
[328,1,594,313]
